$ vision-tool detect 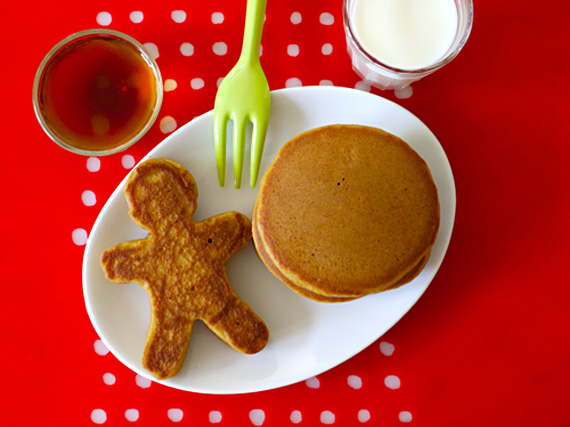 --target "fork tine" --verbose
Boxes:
[232,116,248,189]
[250,118,268,188]
[213,111,229,187]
